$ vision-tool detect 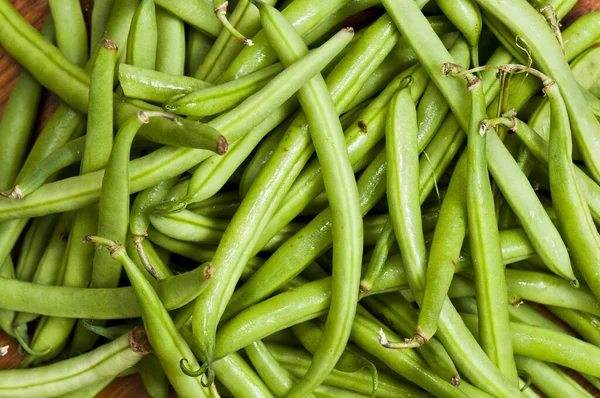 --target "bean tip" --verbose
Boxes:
[100,39,118,51]
[570,278,580,289]
[217,135,228,155]
[342,27,354,34]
